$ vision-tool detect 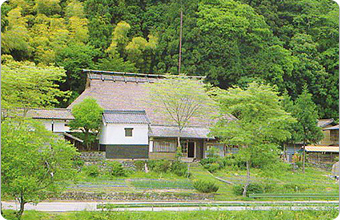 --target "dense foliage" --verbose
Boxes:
[210,82,296,196]
[1,118,79,219]
[69,97,104,149]
[1,58,69,111]
[147,159,190,177]
[1,0,338,118]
